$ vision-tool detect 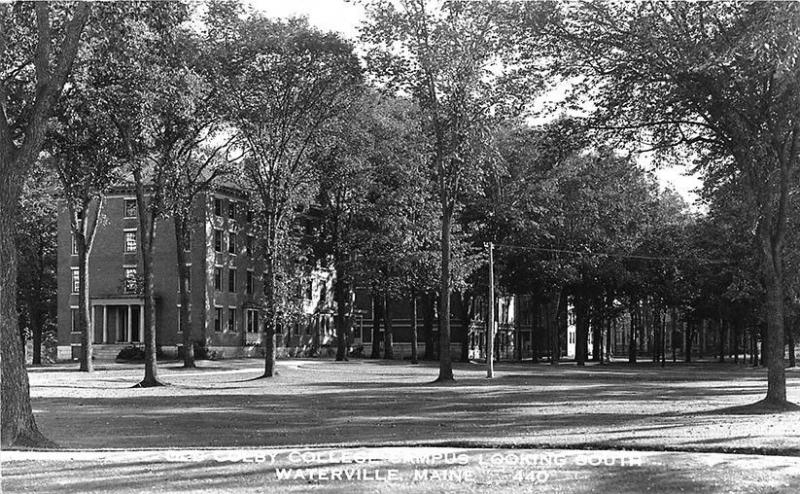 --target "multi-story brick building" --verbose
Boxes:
[57,183,337,360]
